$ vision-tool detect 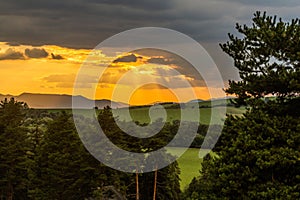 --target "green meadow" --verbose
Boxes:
[167,148,210,191]
[110,102,245,125]
[43,103,245,125]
